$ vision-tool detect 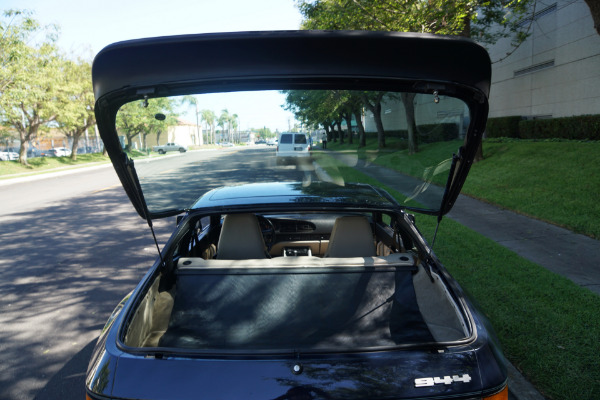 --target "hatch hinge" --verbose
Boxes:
[124,154,165,267]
